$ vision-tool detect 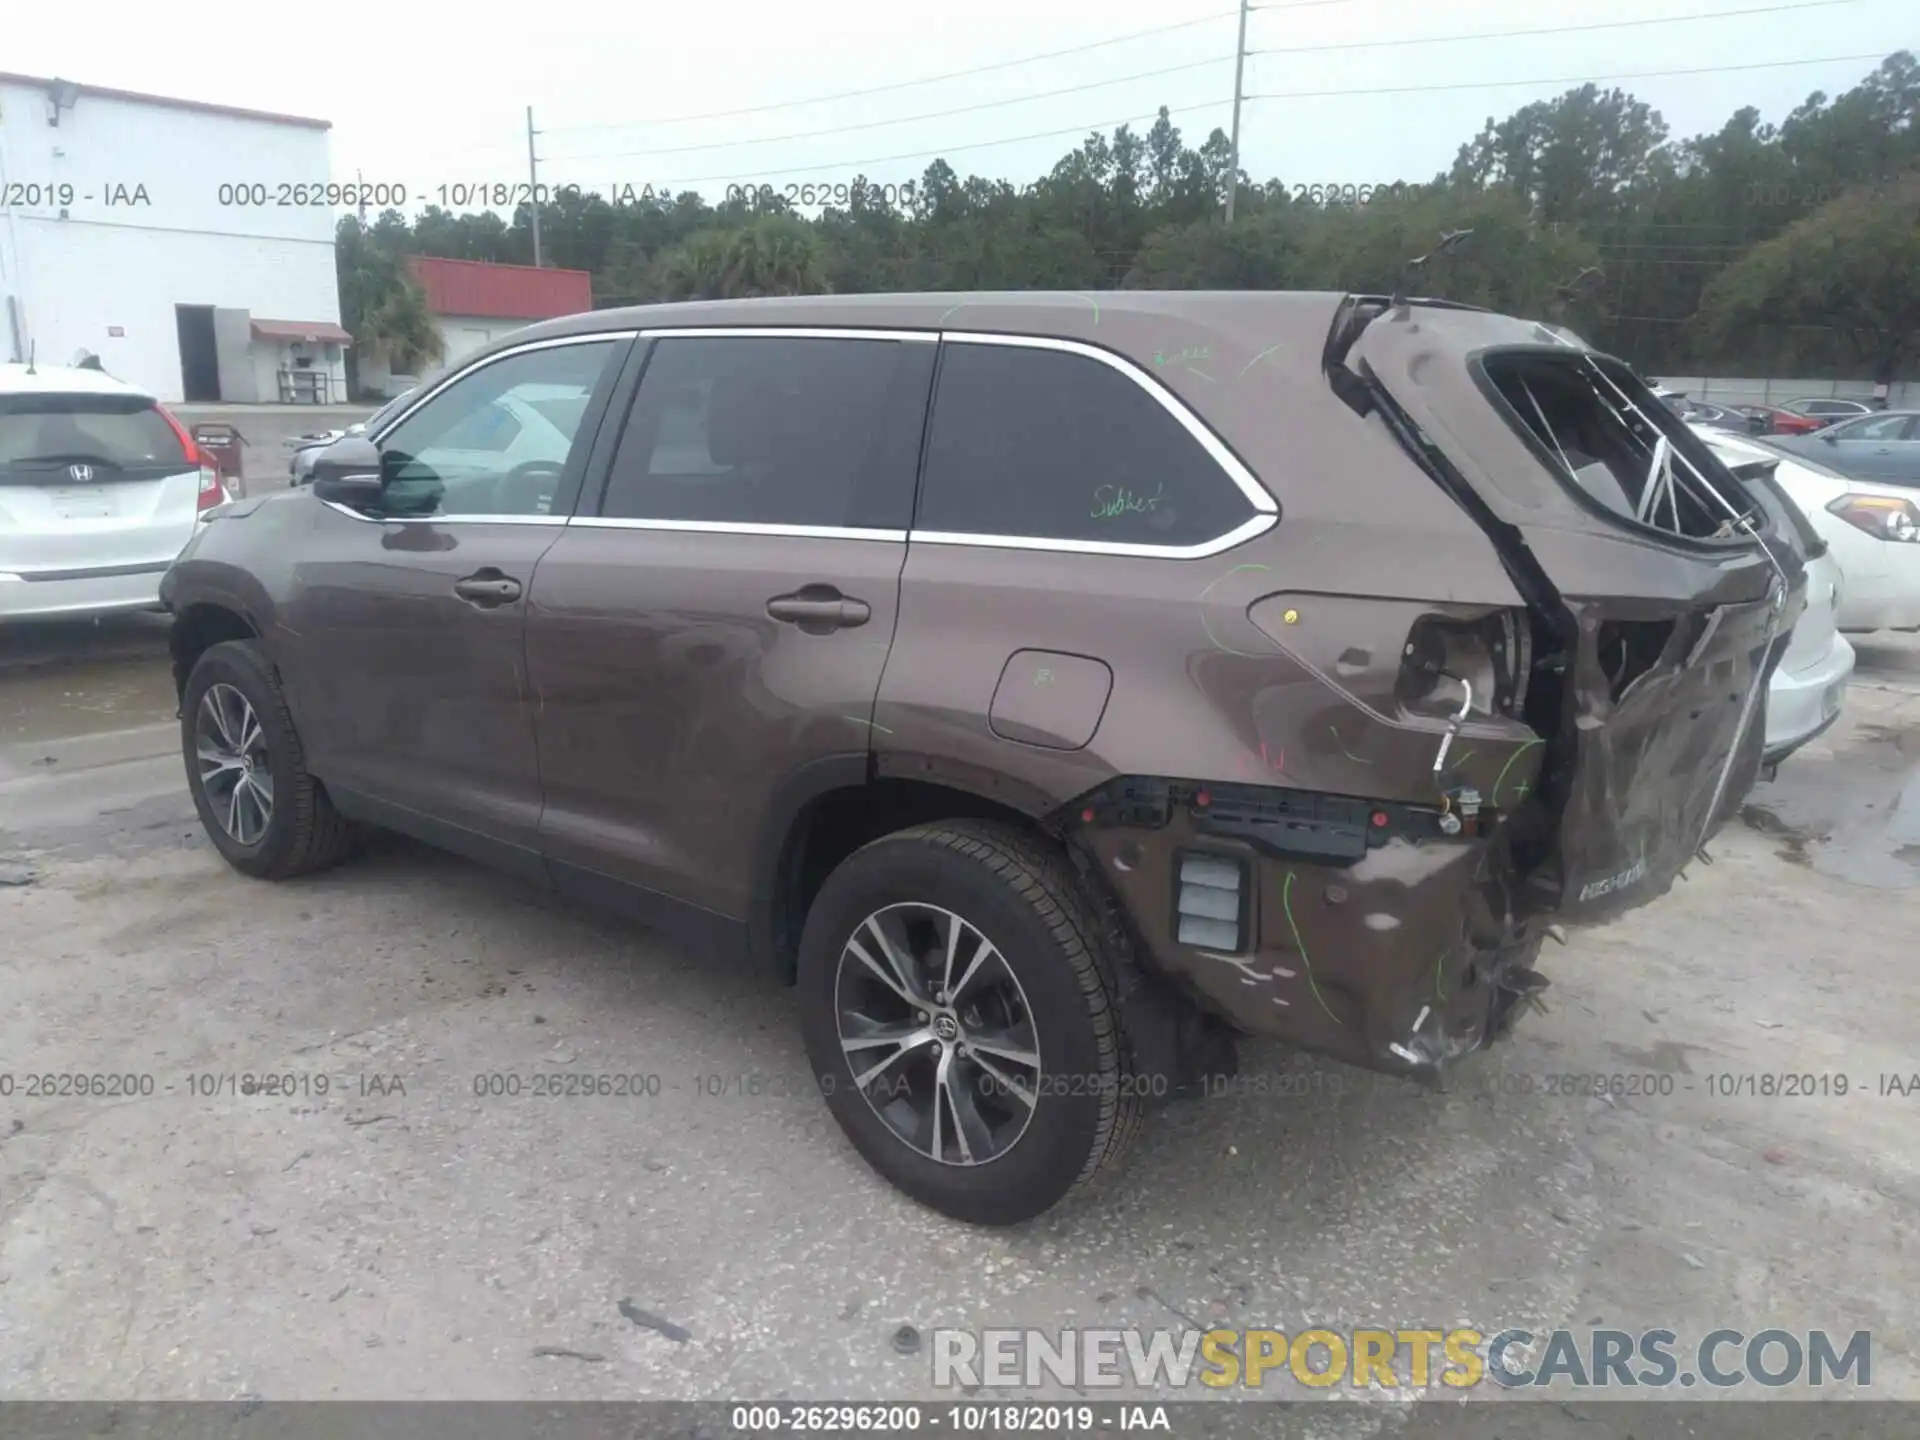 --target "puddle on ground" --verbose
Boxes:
[1742,714,1920,889]
[0,617,177,746]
